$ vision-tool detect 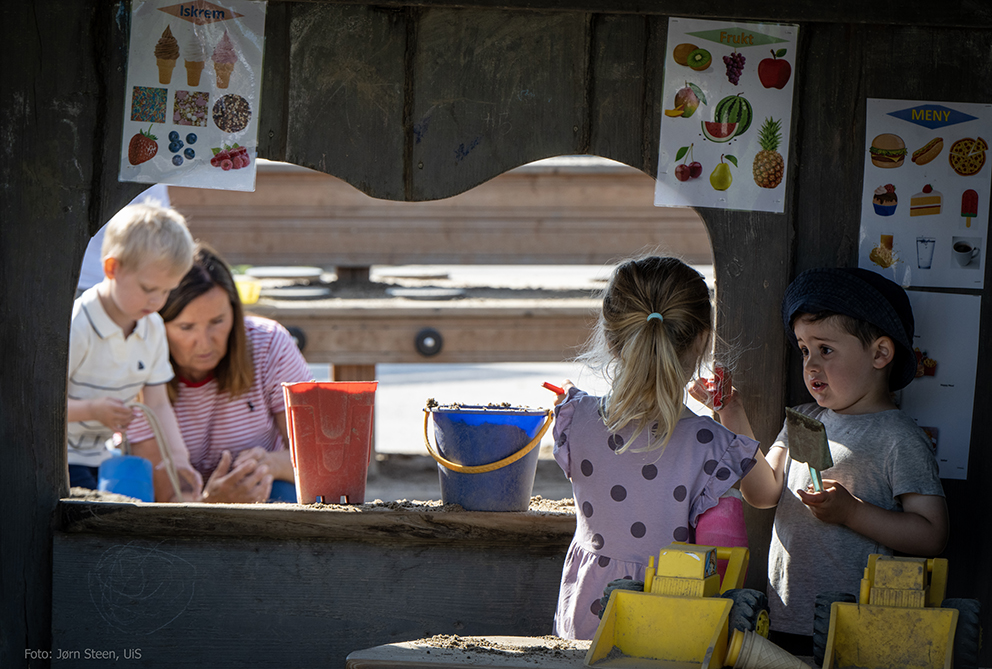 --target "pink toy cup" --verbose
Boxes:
[283,381,377,504]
